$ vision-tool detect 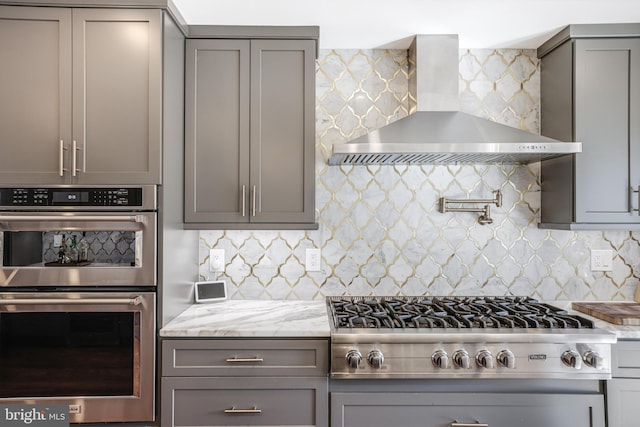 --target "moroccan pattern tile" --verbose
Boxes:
[199,49,640,302]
